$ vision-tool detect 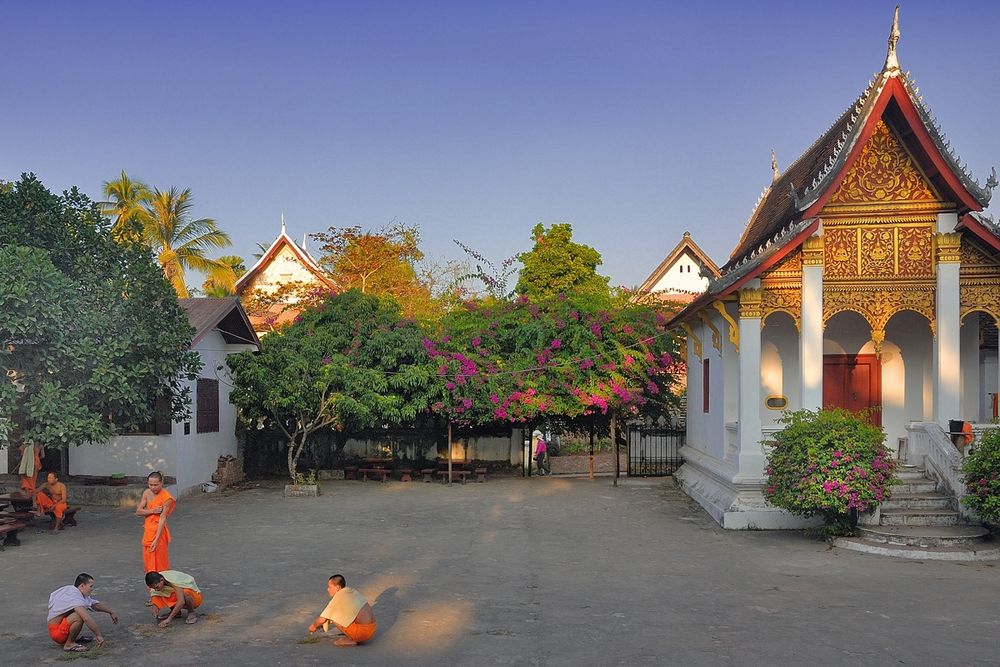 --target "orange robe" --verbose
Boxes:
[36,484,68,519]
[19,446,42,497]
[142,490,175,574]
[150,588,203,611]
